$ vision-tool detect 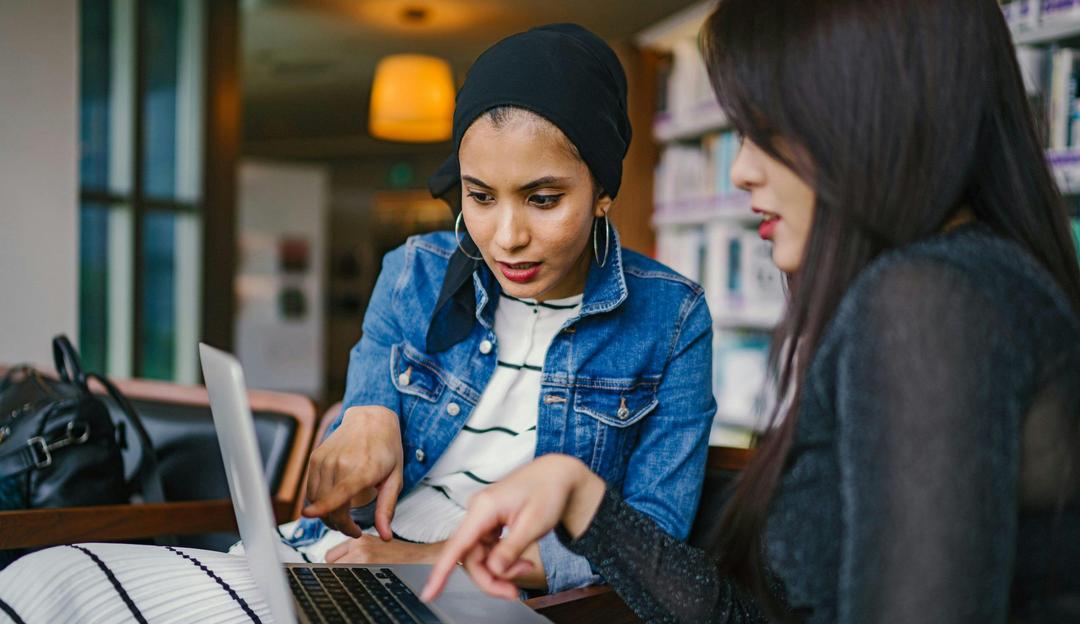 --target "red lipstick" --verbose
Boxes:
[498,261,542,283]
[753,207,780,241]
